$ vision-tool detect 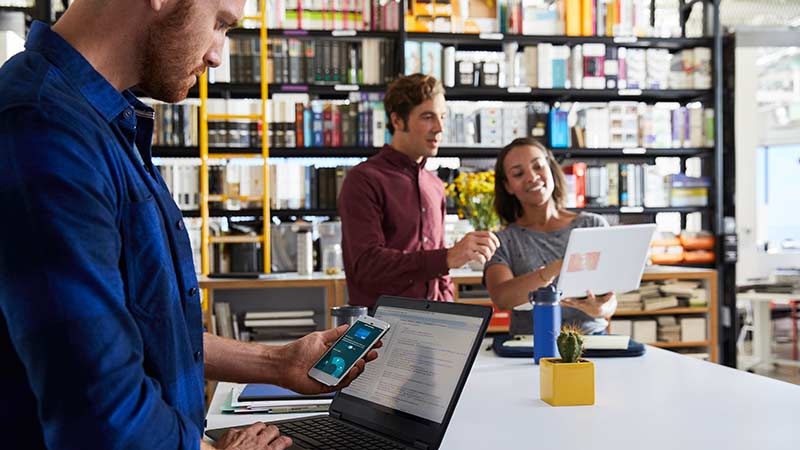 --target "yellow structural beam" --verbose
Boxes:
[259,0,271,274]
[207,195,264,202]
[210,235,265,244]
[207,113,263,121]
